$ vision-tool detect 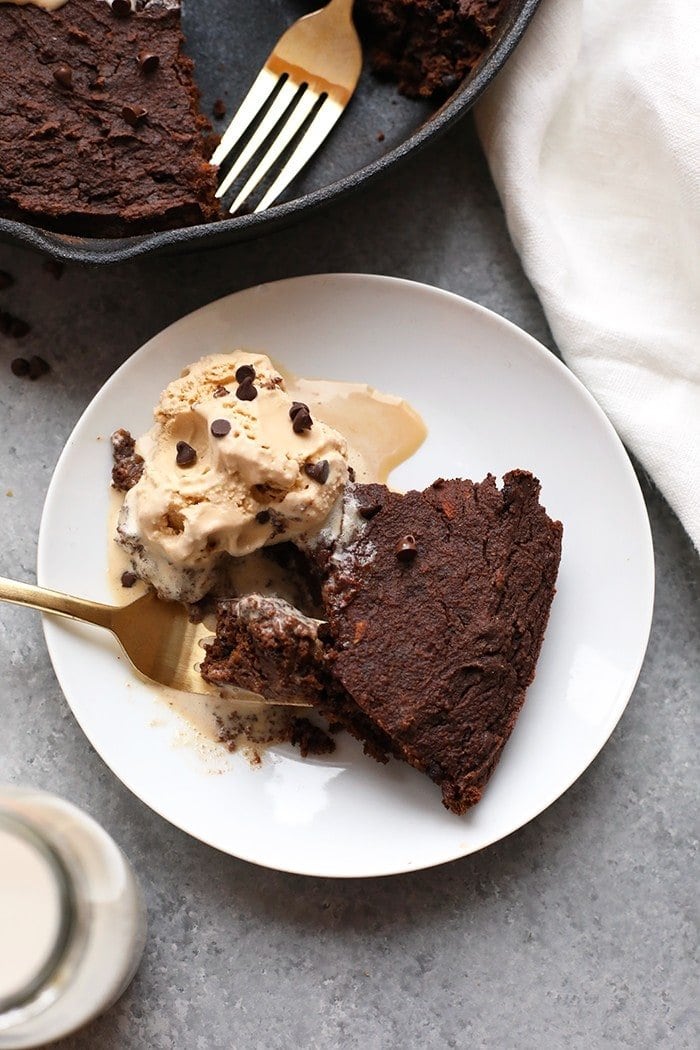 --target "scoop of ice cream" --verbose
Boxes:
[117,352,349,602]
